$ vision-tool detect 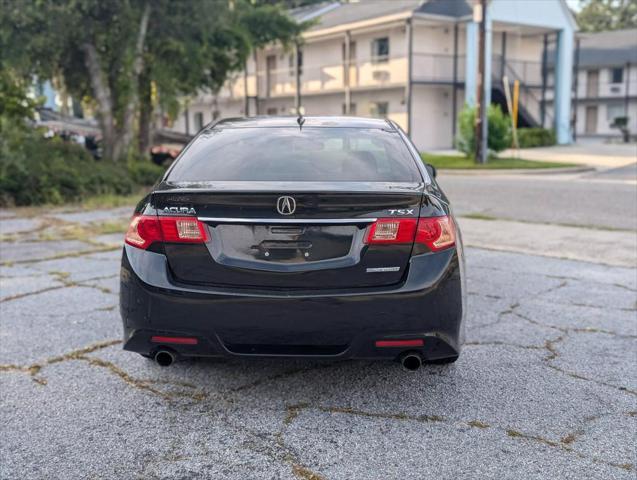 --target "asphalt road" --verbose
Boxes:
[1,204,636,479]
[439,170,637,230]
